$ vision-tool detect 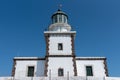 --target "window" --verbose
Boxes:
[27,66,34,77]
[64,16,67,23]
[53,15,57,23]
[86,66,93,76]
[58,68,64,76]
[58,43,63,50]
[58,14,62,23]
